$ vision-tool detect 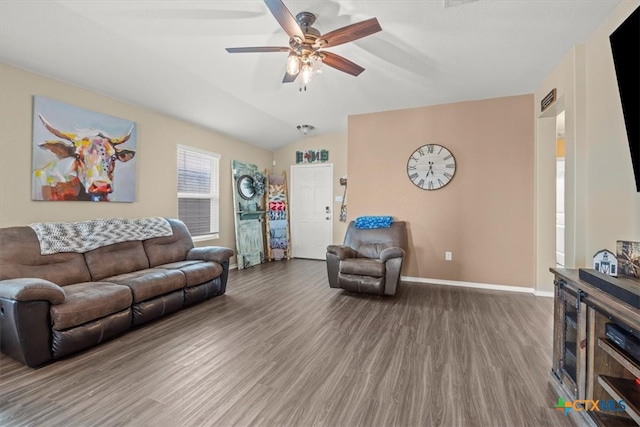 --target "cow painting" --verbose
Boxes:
[32,100,136,202]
